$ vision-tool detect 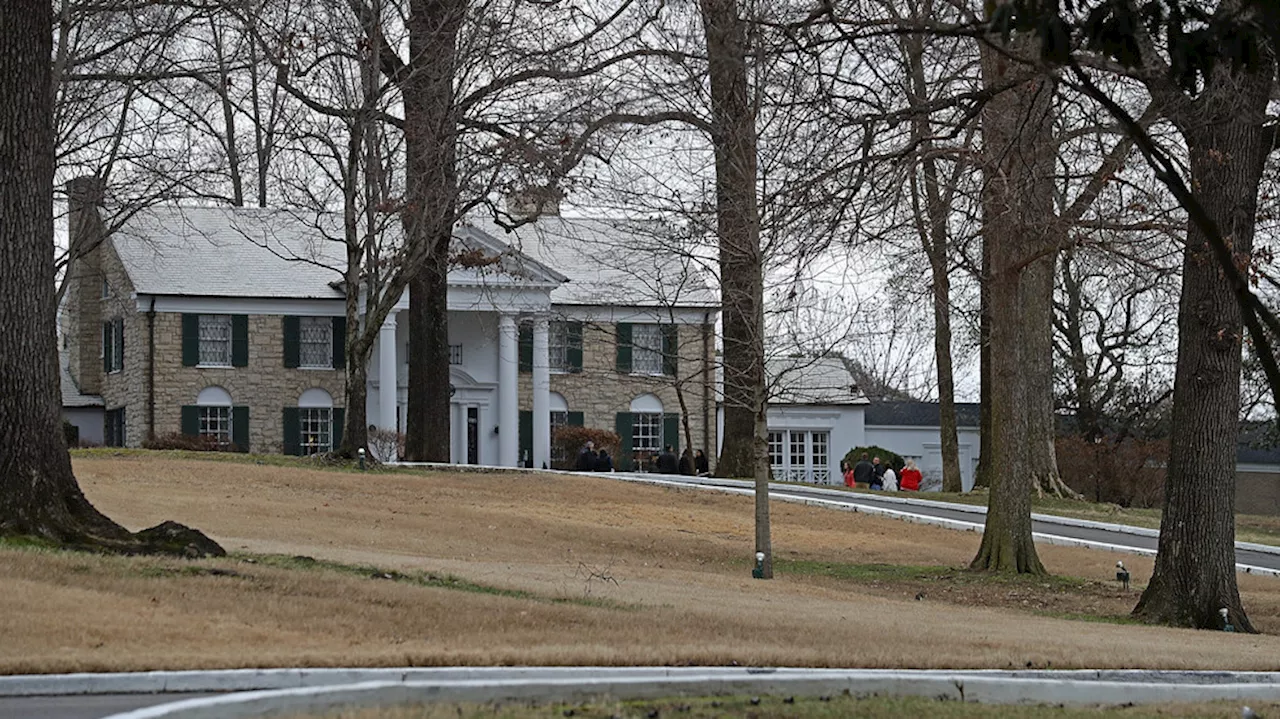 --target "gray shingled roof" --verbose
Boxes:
[470,216,719,308]
[111,207,565,299]
[766,356,868,405]
[60,353,102,408]
[863,401,981,428]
